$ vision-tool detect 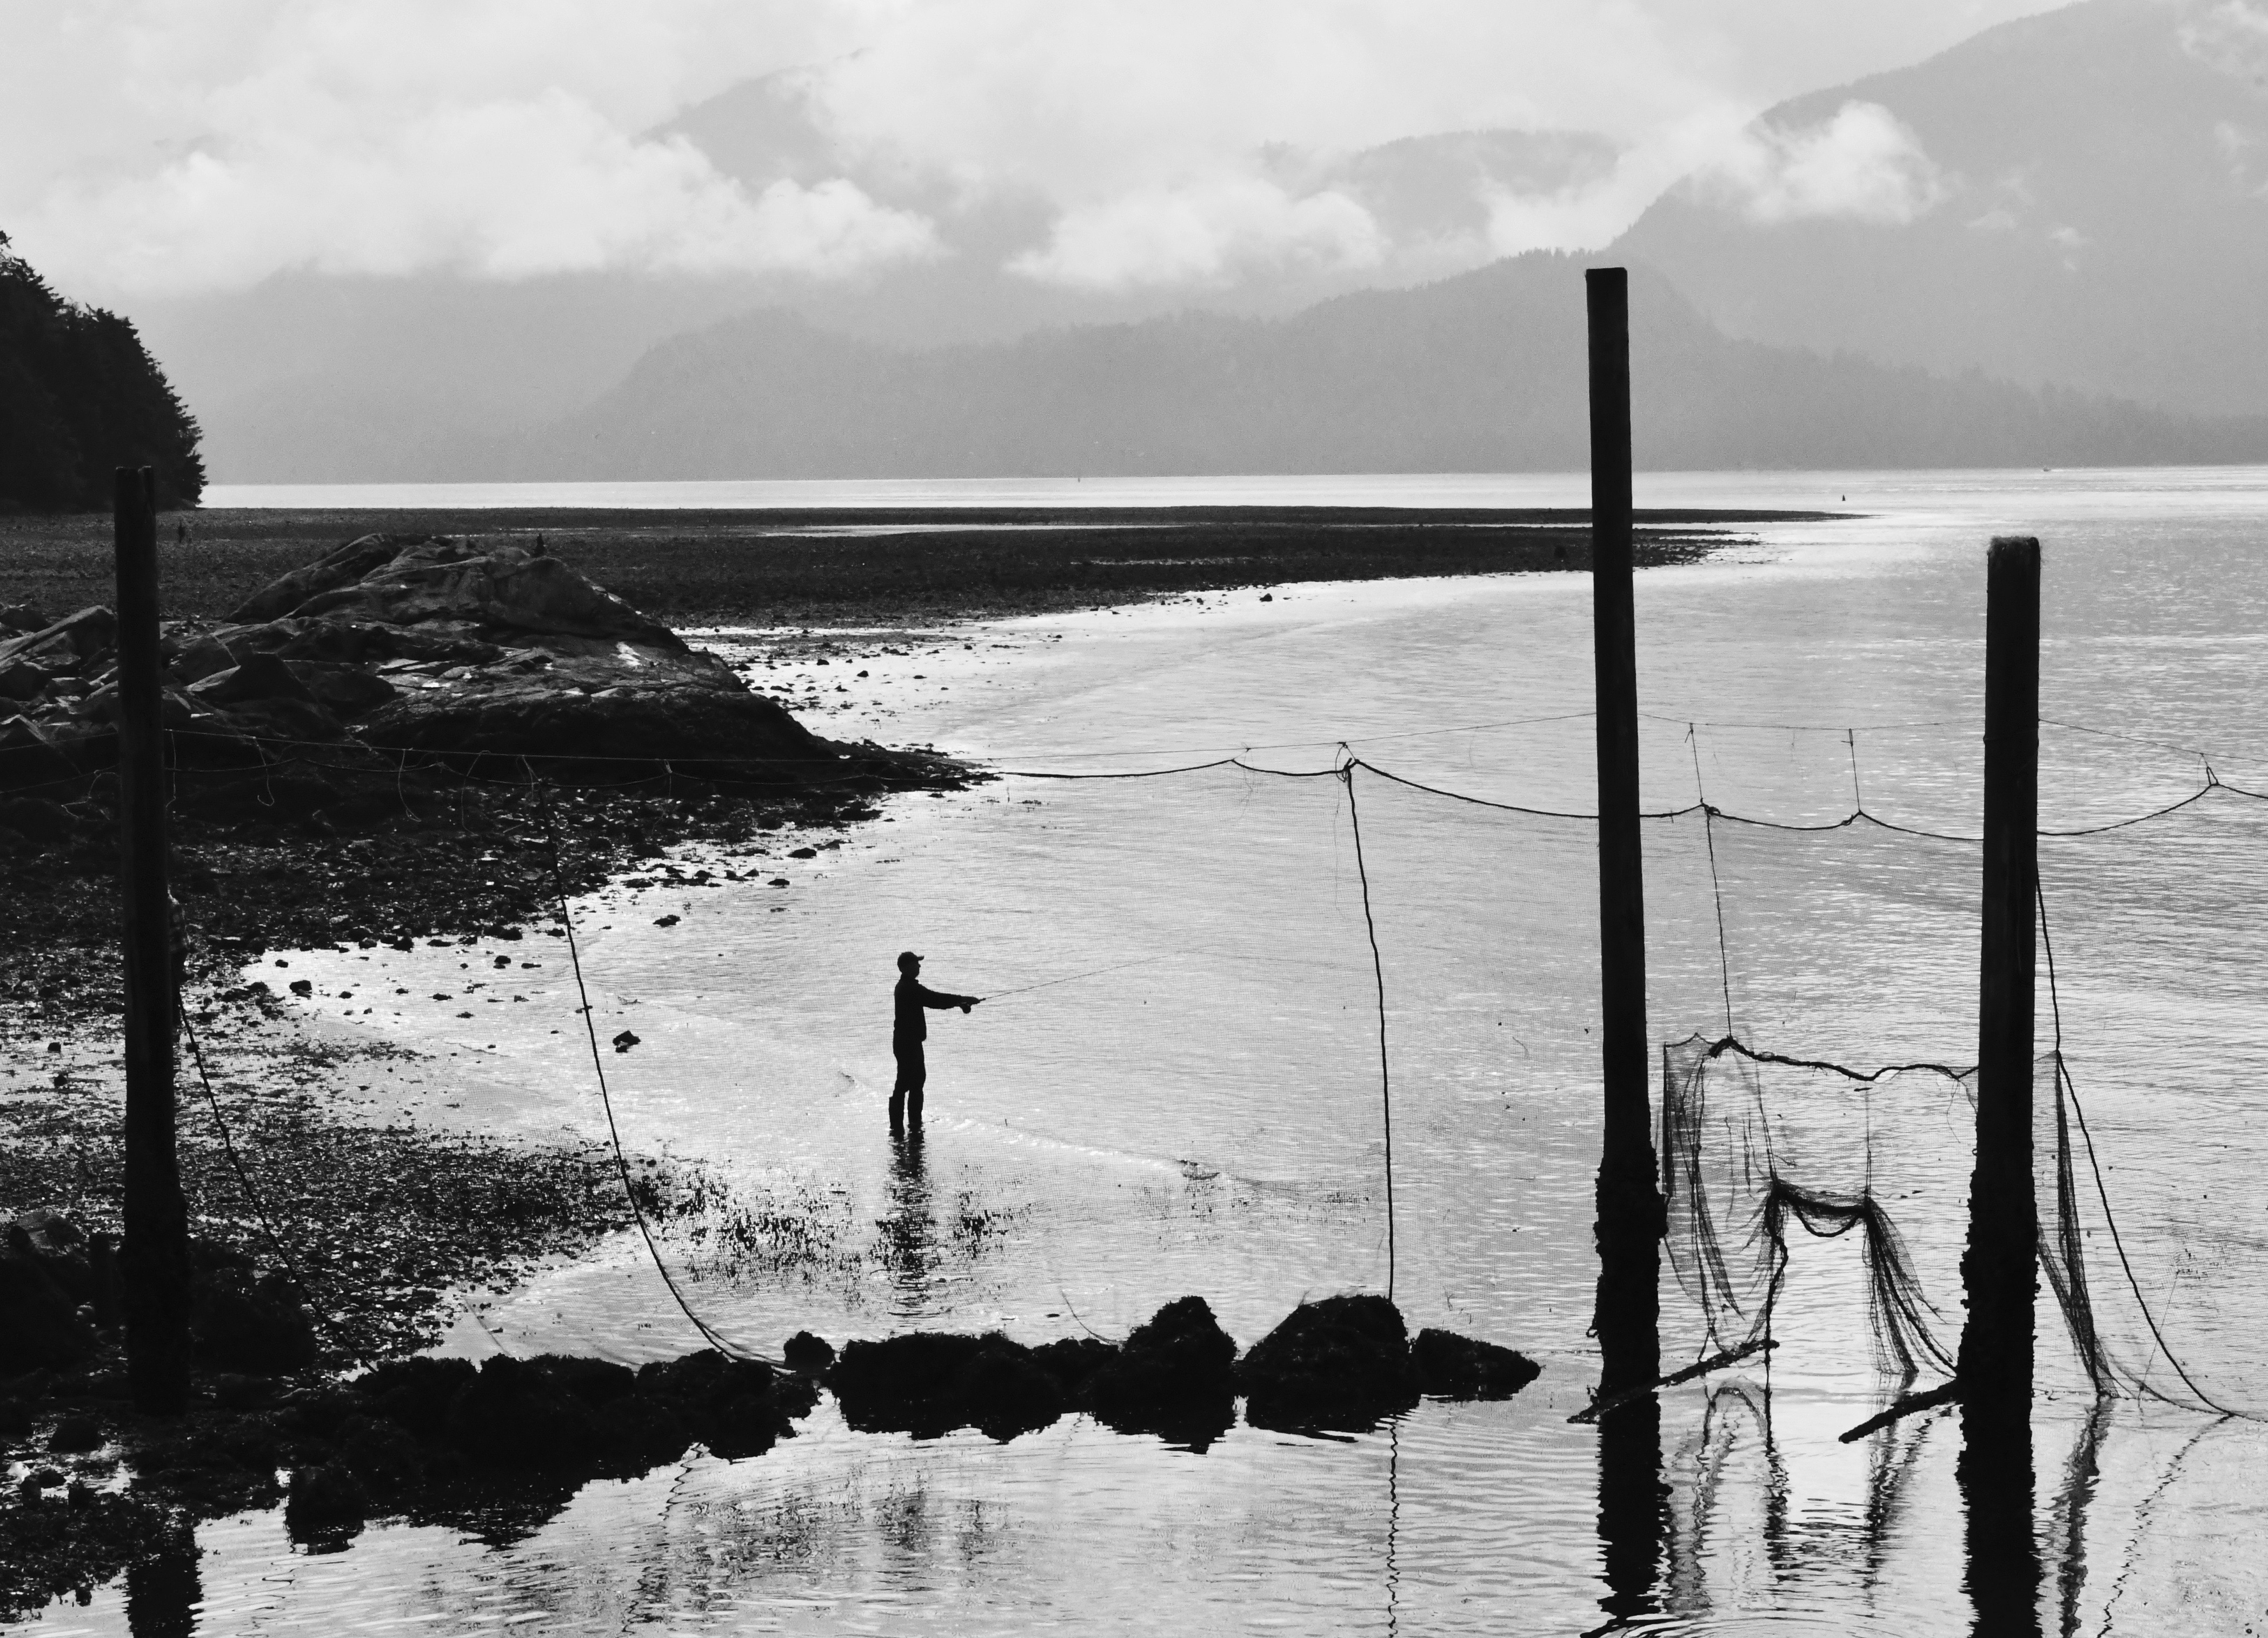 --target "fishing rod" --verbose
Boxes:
[982,956,1164,1003]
